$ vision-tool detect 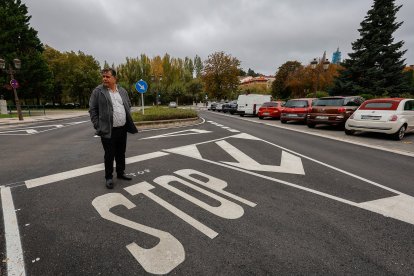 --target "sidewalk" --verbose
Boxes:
[0,110,89,126]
